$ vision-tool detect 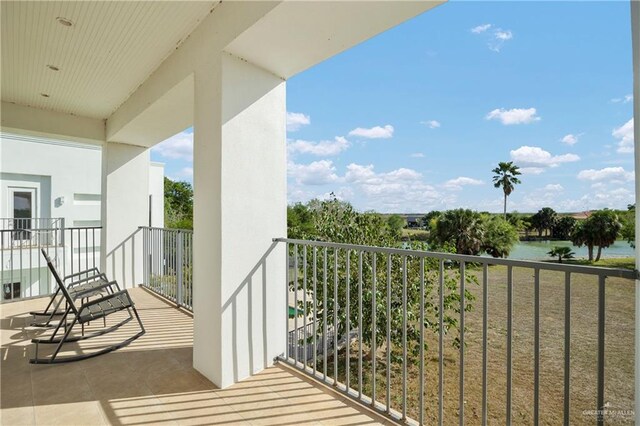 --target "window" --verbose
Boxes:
[10,188,36,241]
[2,282,21,300]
